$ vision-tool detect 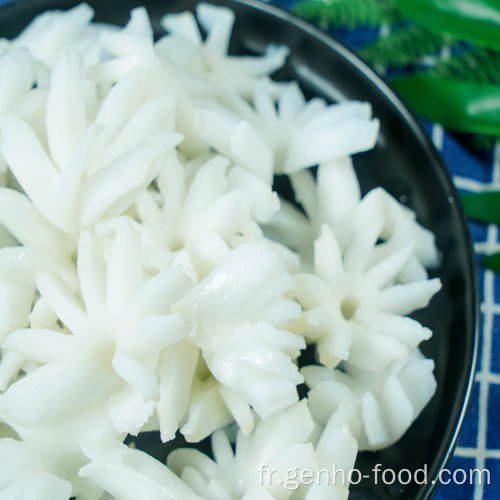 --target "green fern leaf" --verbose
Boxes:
[358,25,446,71]
[427,46,500,85]
[292,0,399,30]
